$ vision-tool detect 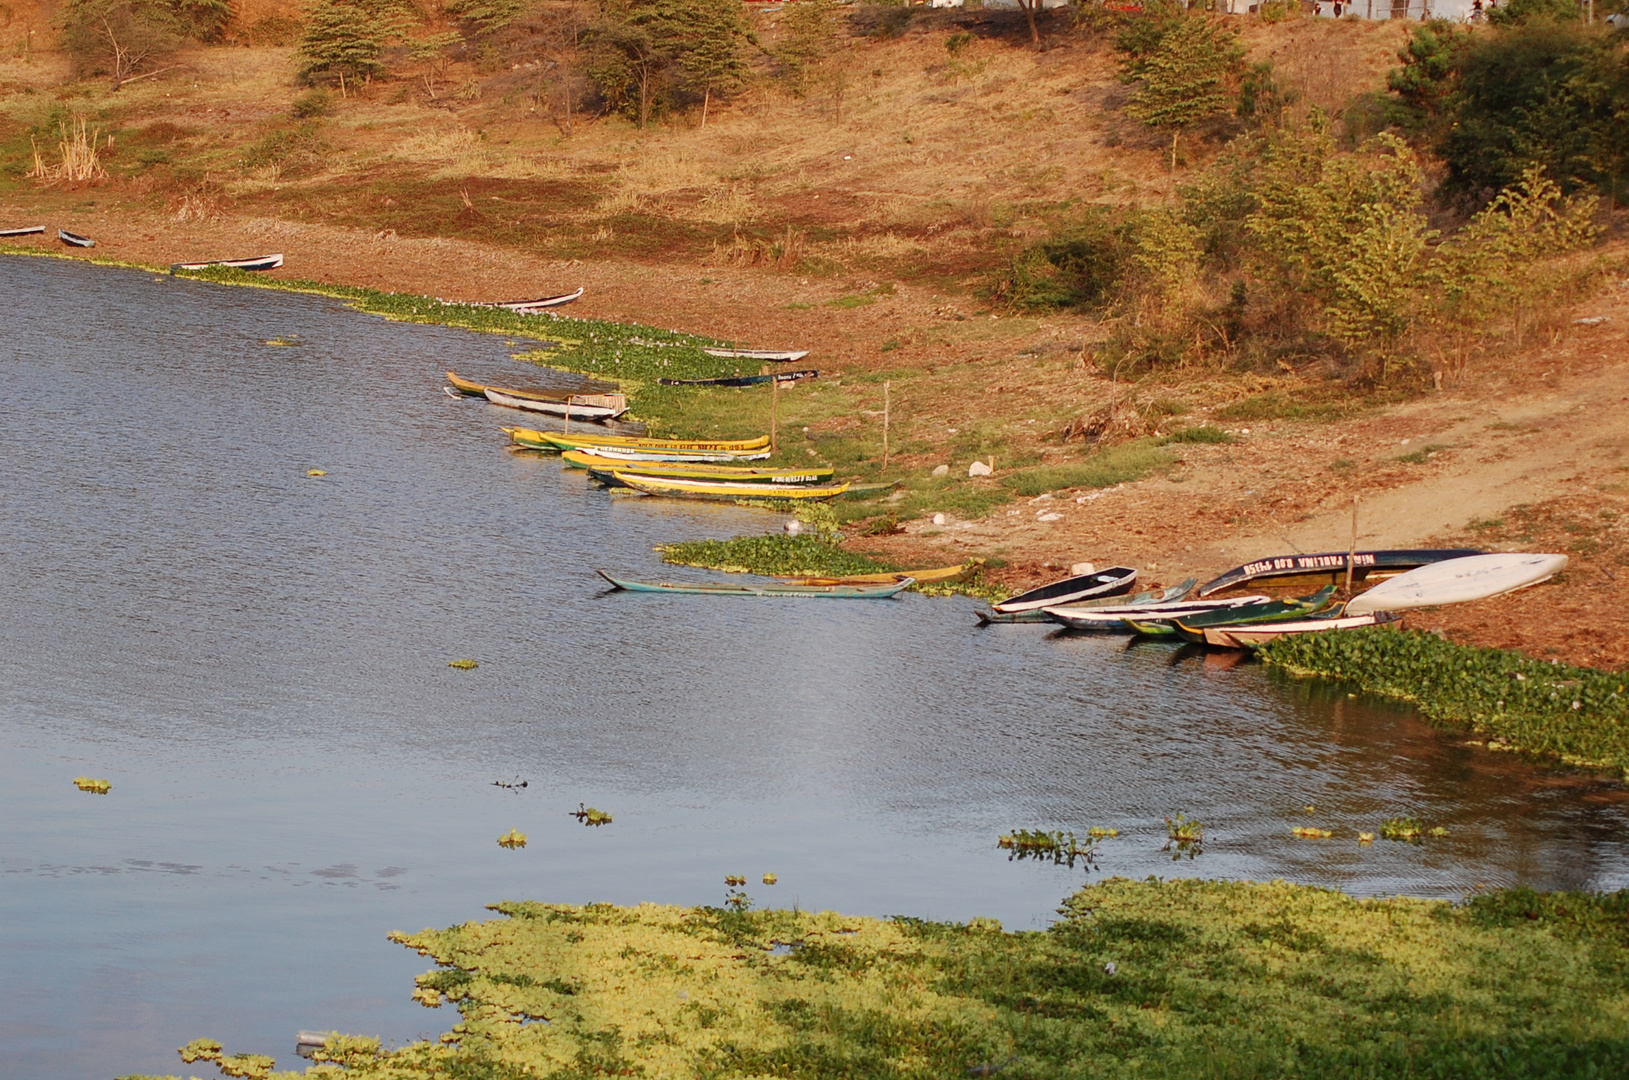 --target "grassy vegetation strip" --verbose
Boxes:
[659,534,894,579]
[1261,628,1629,776]
[166,879,1629,1079]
